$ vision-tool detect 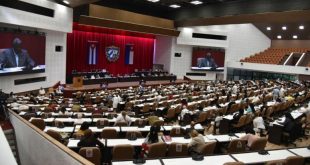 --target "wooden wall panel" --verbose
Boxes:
[89,4,174,29]
[271,40,310,48]
[79,15,180,36]
[176,10,310,27]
